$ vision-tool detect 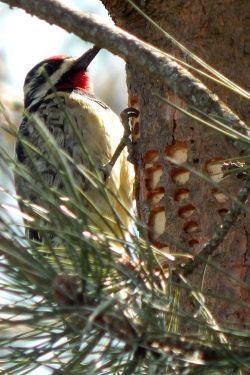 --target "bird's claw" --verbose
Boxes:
[98,164,112,181]
[120,107,139,164]
[120,107,140,136]
[100,108,140,181]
